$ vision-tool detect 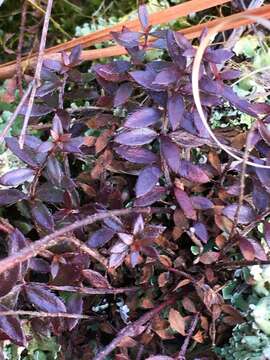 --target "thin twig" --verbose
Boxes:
[94,296,176,360]
[68,236,107,268]
[0,310,90,319]
[16,0,28,96]
[43,284,139,295]
[221,123,258,256]
[217,259,270,269]
[177,313,199,360]
[0,207,158,275]
[229,123,256,238]
[19,0,54,149]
